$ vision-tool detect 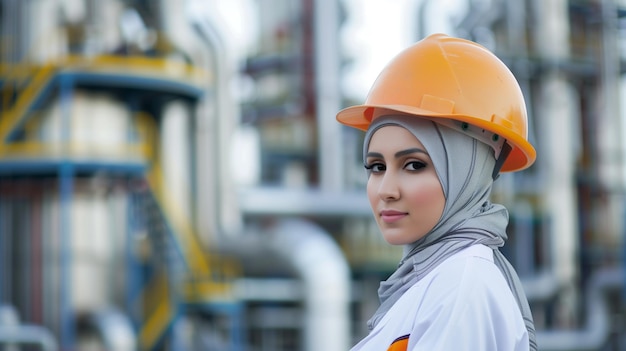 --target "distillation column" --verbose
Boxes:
[531,0,580,327]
